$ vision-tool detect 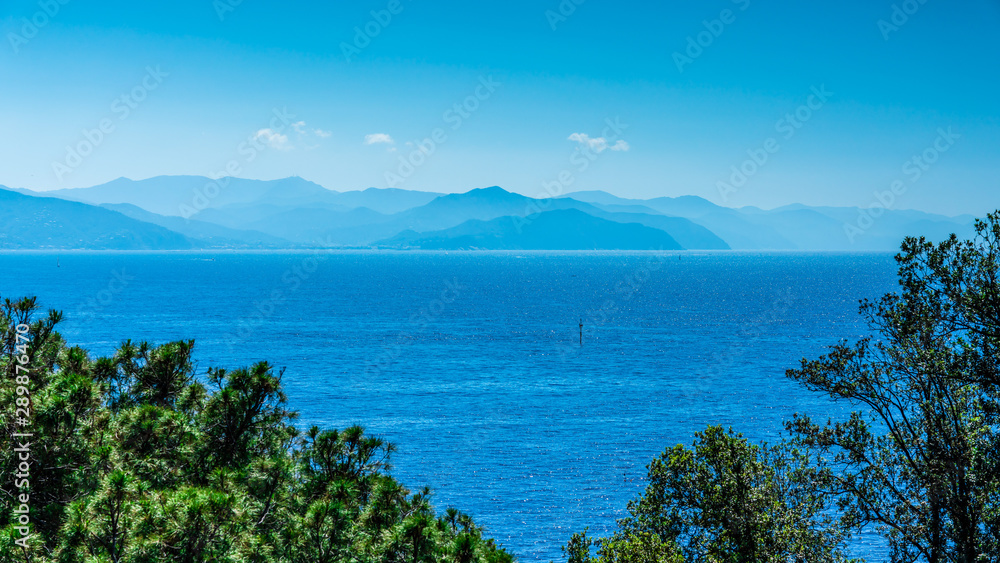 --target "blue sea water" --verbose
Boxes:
[2,251,898,561]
